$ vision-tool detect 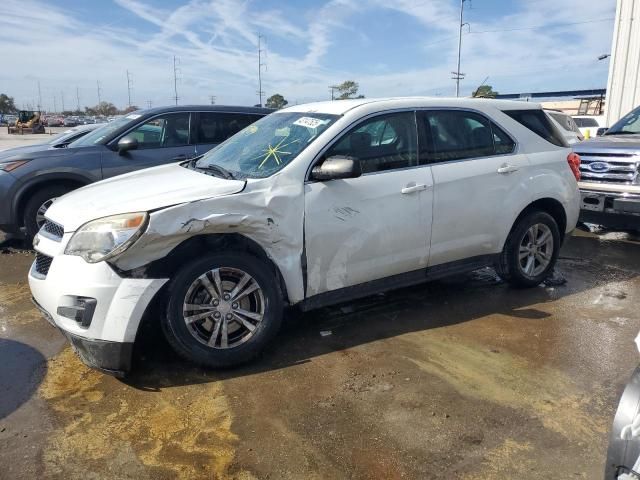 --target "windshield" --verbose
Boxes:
[69,114,139,147]
[606,106,640,135]
[195,112,339,178]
